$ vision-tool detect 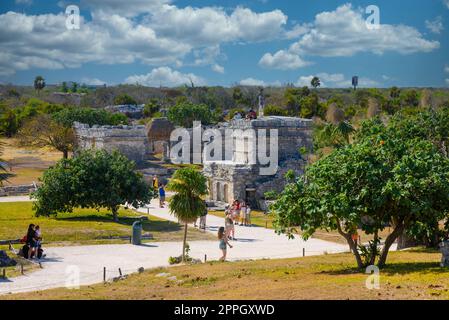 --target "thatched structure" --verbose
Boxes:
[146,118,175,154]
